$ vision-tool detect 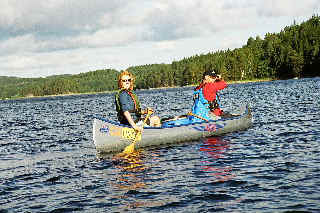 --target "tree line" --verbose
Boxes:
[1,15,319,100]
